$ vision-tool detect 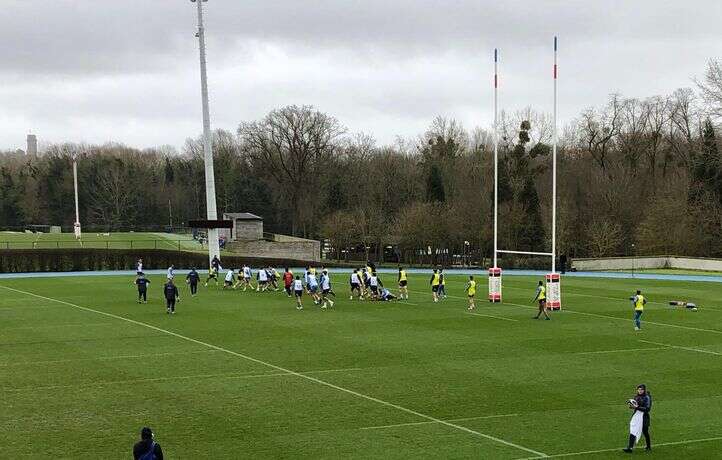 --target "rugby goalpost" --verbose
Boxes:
[489,36,561,310]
